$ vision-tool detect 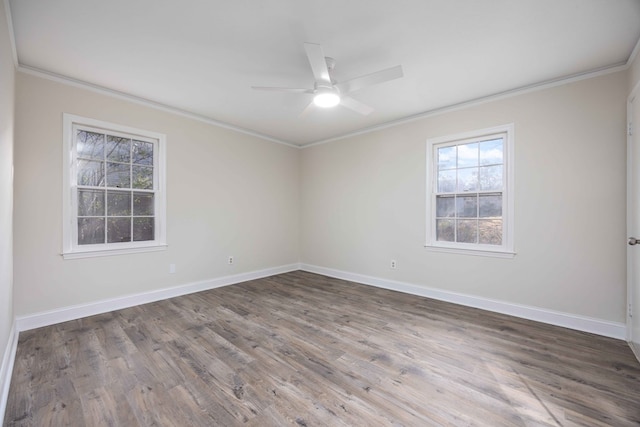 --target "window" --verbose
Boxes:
[426,124,514,257]
[63,114,166,259]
